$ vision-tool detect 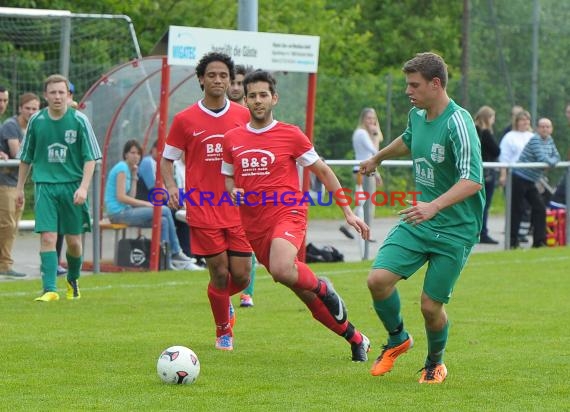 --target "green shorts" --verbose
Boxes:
[34,182,92,235]
[372,224,473,303]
